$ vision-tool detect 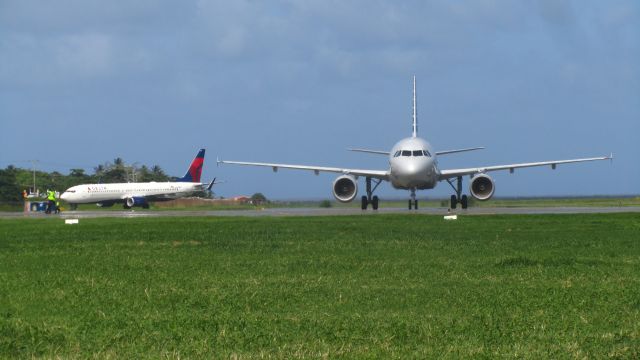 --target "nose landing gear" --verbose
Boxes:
[408,188,418,210]
[446,176,469,209]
